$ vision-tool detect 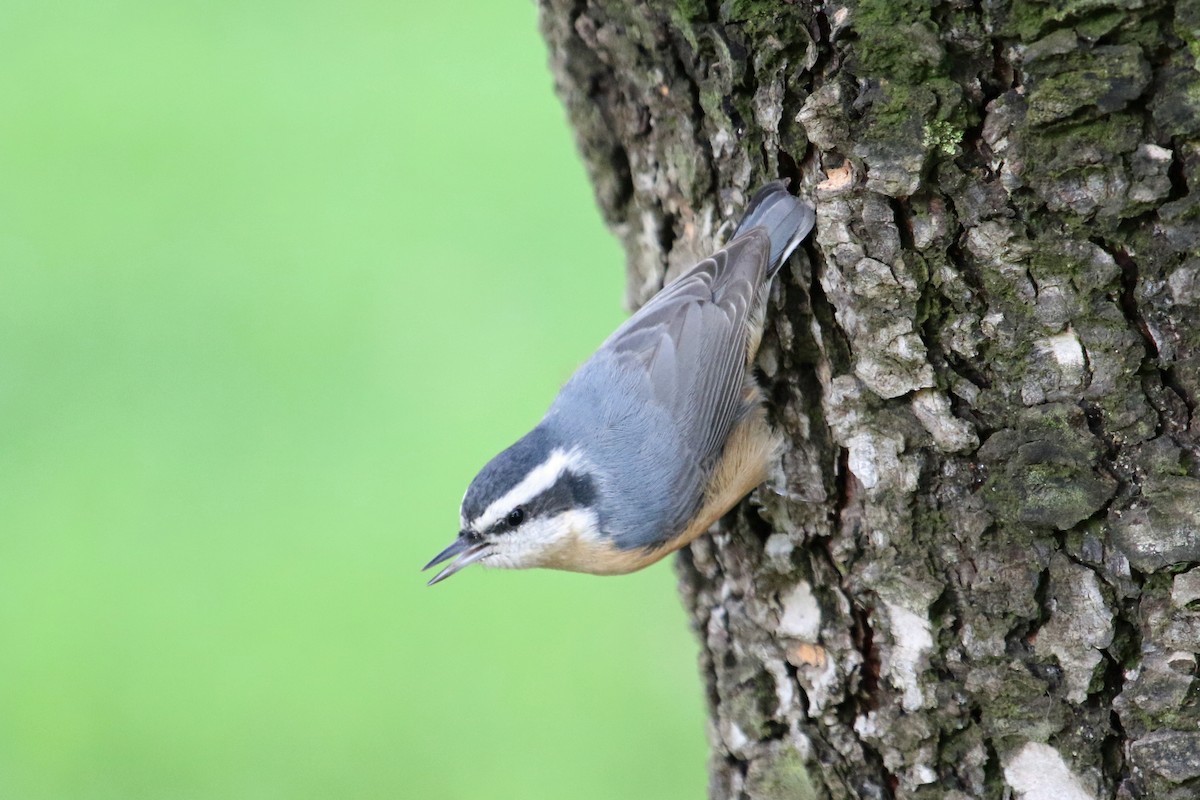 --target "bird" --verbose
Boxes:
[424,181,816,585]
